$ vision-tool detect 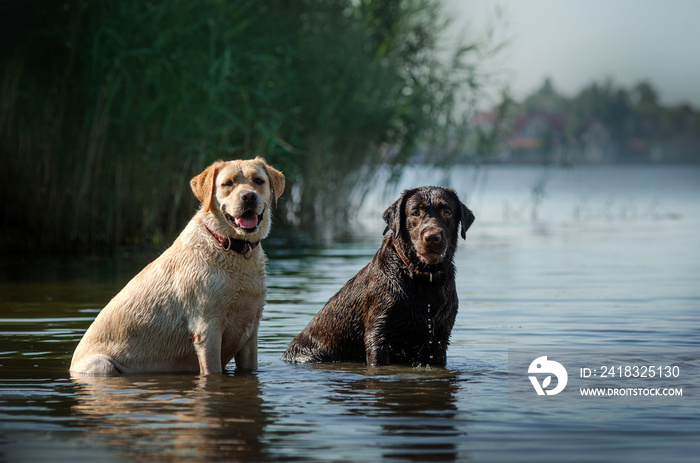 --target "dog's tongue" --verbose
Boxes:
[236,212,258,229]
